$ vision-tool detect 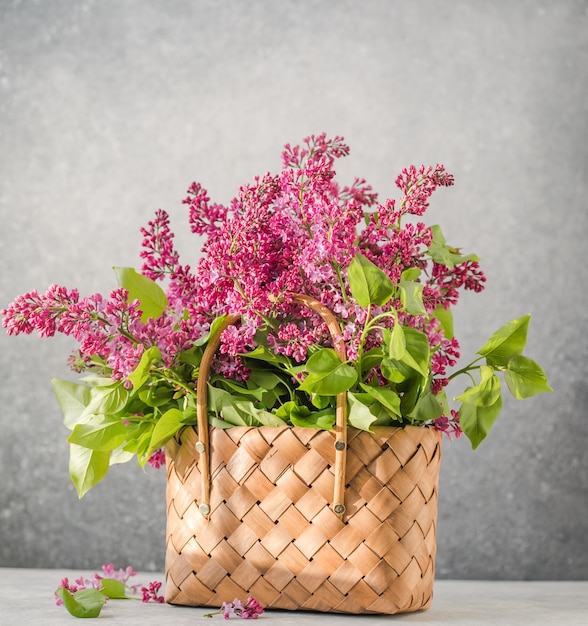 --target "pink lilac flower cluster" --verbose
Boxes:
[432,409,463,439]
[204,596,265,619]
[55,564,164,605]
[56,573,102,603]
[181,136,482,383]
[147,448,166,469]
[141,580,165,603]
[2,134,486,439]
